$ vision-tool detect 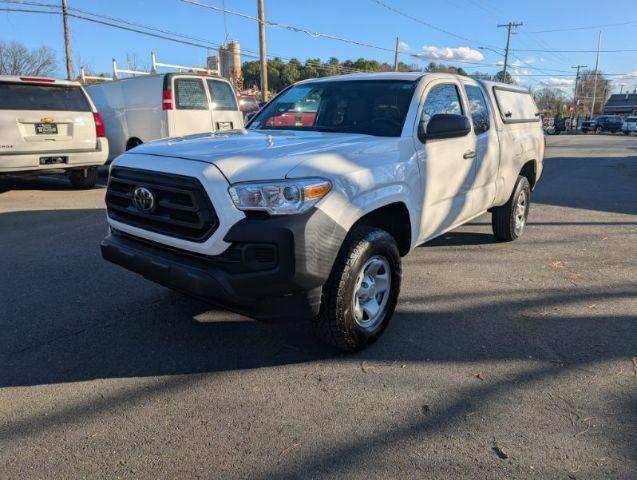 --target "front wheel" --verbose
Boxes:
[491,176,531,242]
[312,226,401,351]
[69,167,98,189]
